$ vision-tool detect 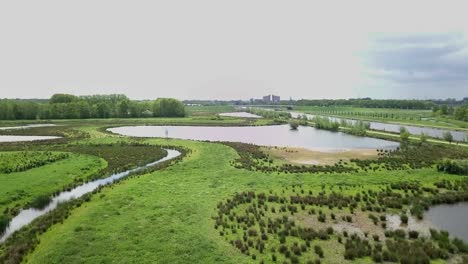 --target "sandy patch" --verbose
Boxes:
[262,146,378,165]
